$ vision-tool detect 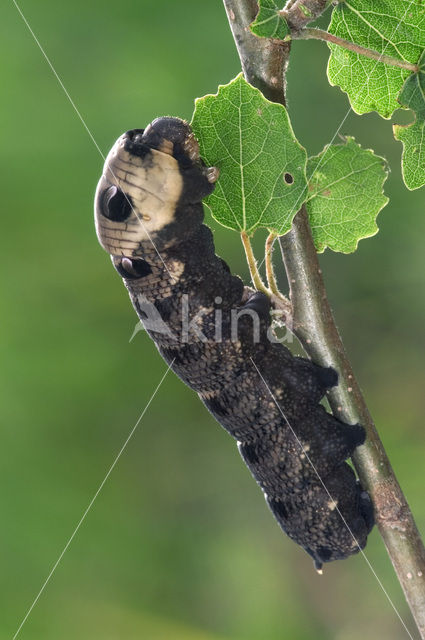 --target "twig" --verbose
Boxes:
[293,28,419,73]
[282,0,328,31]
[283,0,298,11]
[280,208,425,637]
[223,0,290,106]
[223,0,425,636]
